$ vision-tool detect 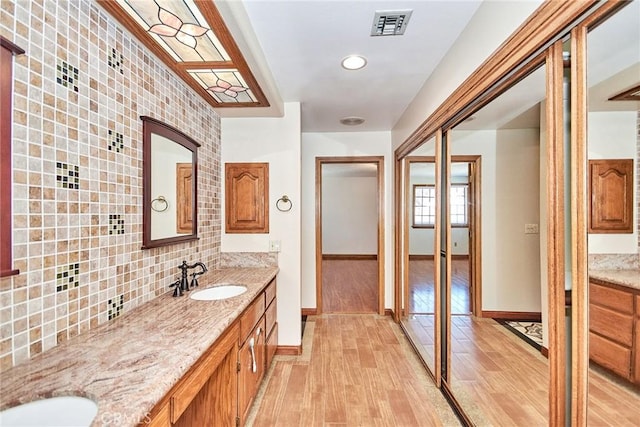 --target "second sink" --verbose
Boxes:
[190,284,247,301]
